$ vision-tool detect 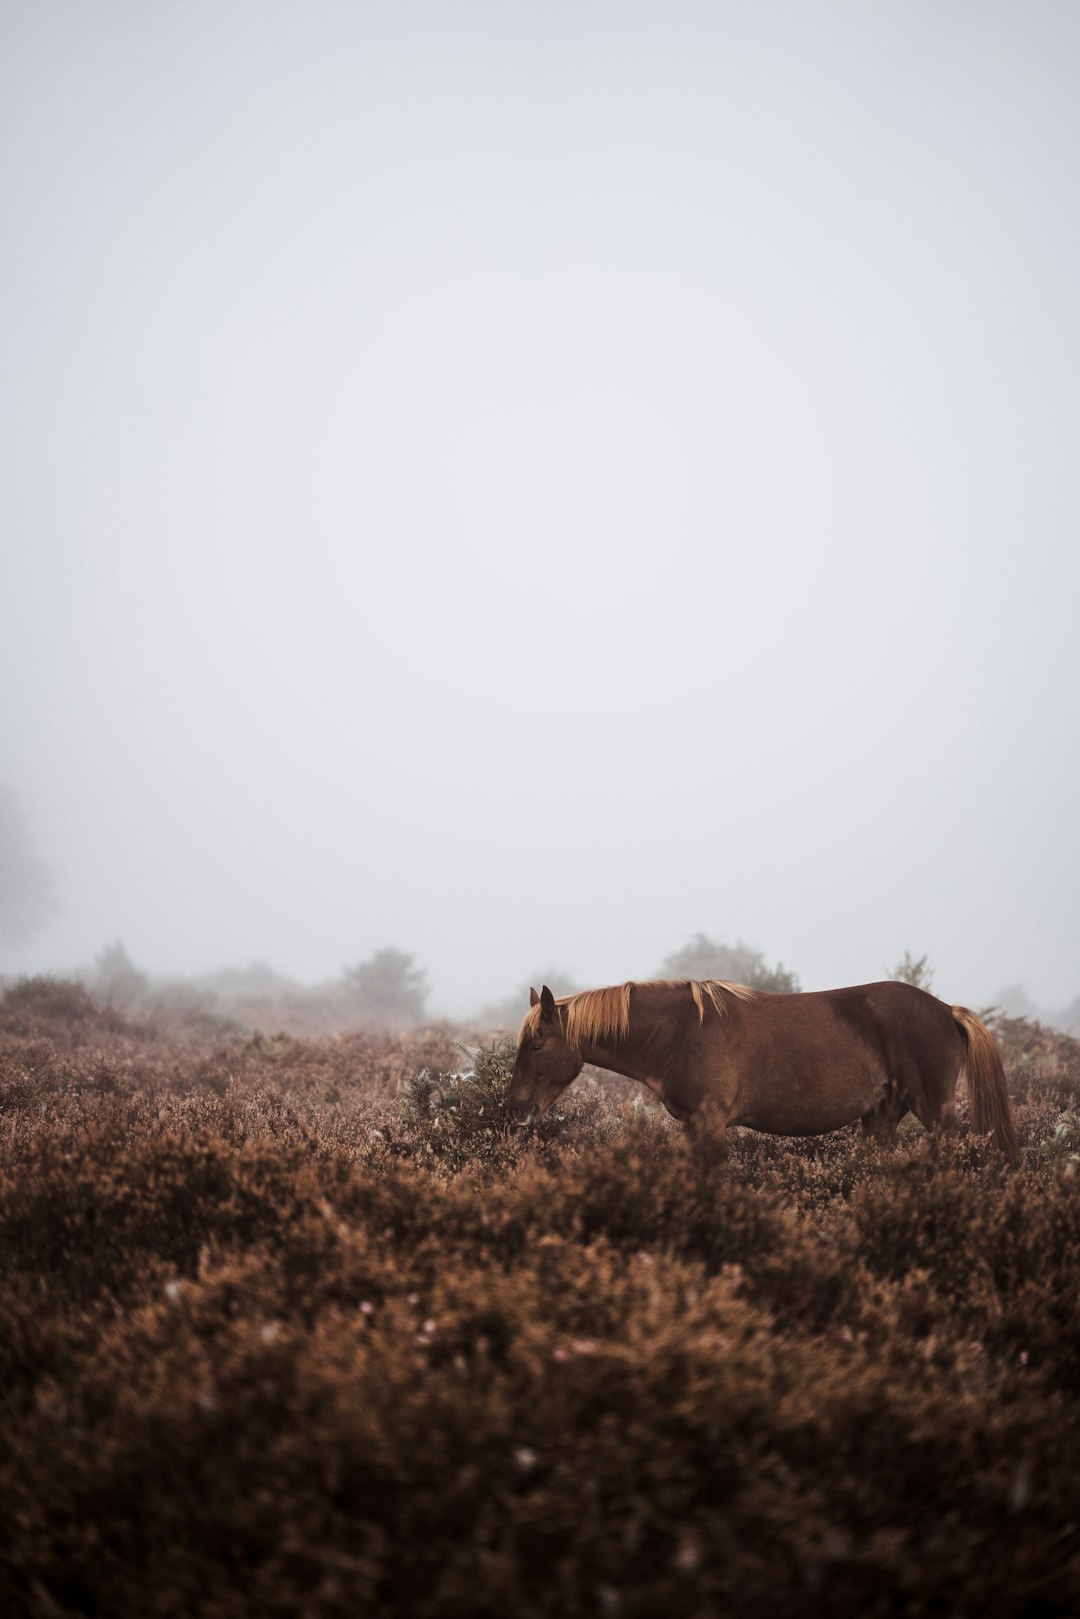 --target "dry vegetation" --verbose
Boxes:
[1,978,1079,1617]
